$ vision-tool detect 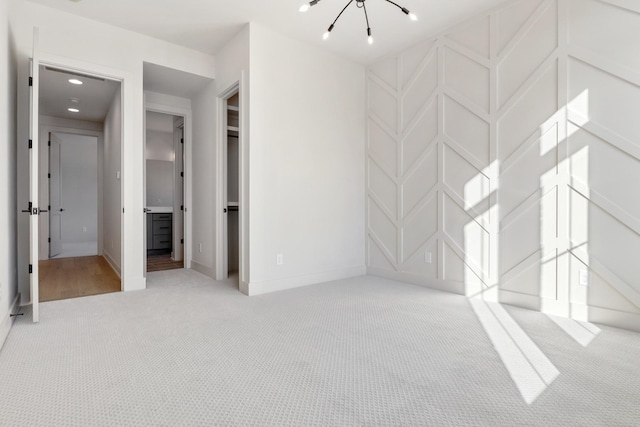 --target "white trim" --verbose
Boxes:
[190,259,215,278]
[103,250,121,279]
[368,267,466,295]
[247,265,367,296]
[0,294,21,351]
